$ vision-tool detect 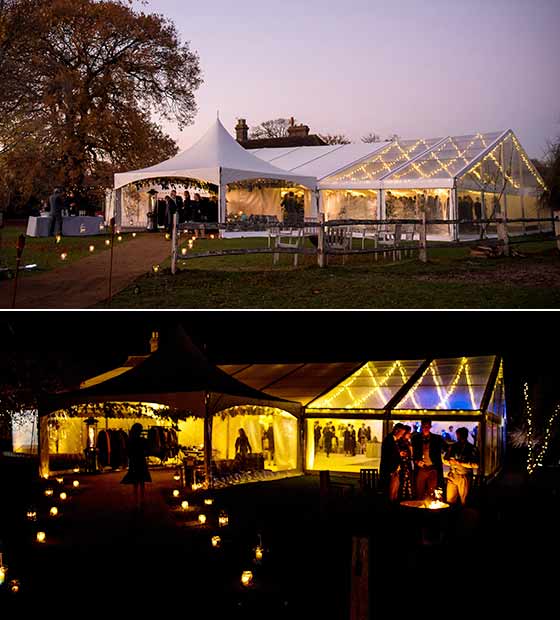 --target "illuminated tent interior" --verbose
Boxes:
[221,355,506,480]
[33,345,505,485]
[38,327,302,481]
[253,129,548,240]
